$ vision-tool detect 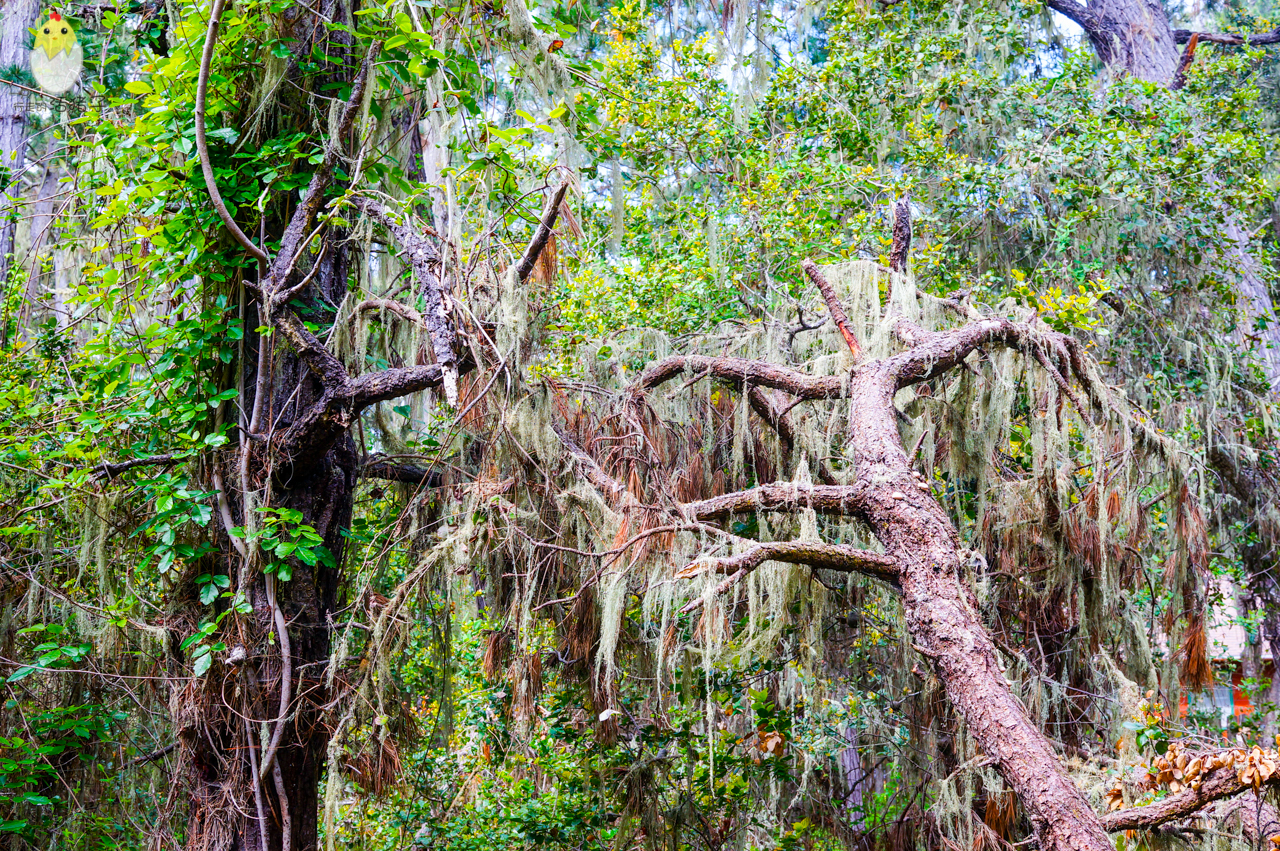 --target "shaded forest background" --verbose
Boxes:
[1,0,1280,849]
